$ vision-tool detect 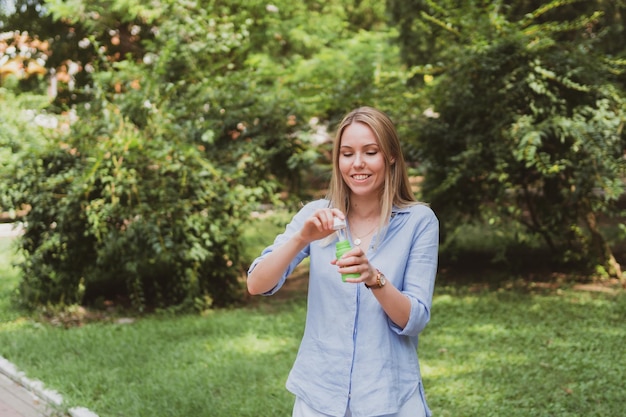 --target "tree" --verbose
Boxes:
[1,0,414,309]
[389,0,626,279]
[2,0,313,309]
